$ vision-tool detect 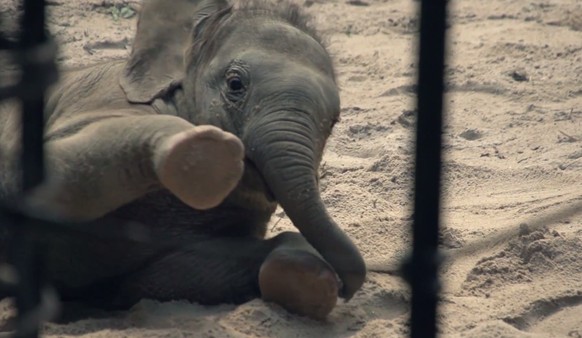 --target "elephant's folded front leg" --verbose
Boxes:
[26,112,244,221]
